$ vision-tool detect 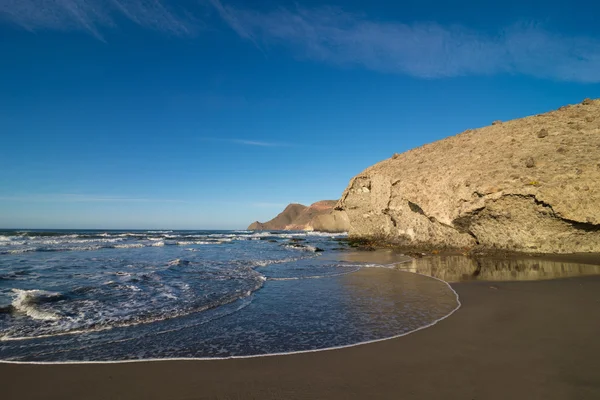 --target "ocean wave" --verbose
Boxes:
[1,248,37,255]
[1,241,27,246]
[250,257,305,267]
[284,244,323,252]
[167,259,191,267]
[0,271,41,281]
[174,240,225,245]
[112,244,145,249]
[1,240,230,254]
[208,232,272,240]
[0,228,352,347]
[38,238,123,245]
[0,304,13,314]
[8,232,77,238]
[10,289,64,321]
[0,231,333,255]
[1,277,266,342]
